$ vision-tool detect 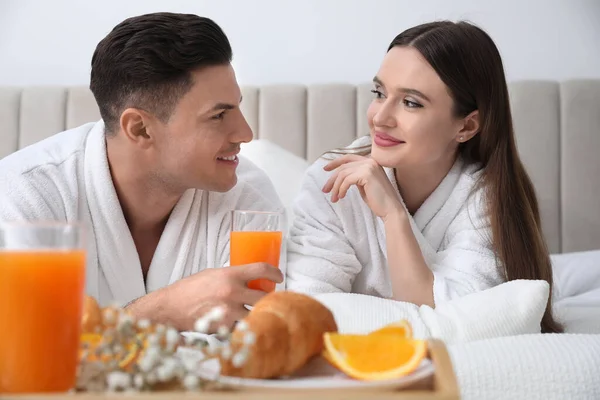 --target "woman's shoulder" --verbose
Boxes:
[305,136,372,177]
[294,137,373,213]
